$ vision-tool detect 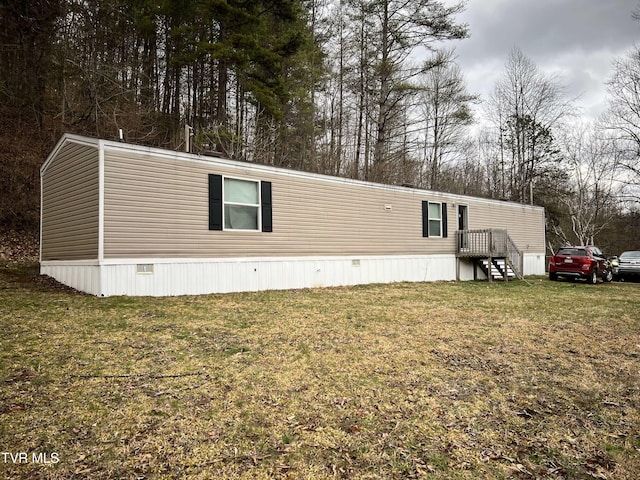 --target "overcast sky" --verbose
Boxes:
[444,0,639,123]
